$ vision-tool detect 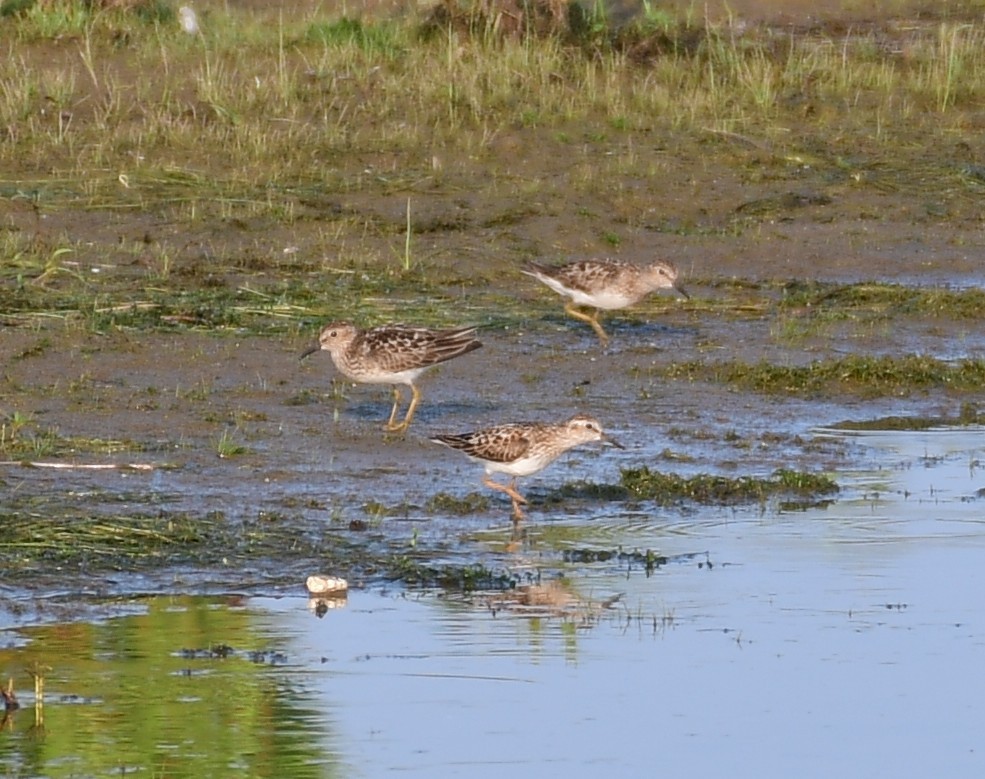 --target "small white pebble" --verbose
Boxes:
[306,575,348,595]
